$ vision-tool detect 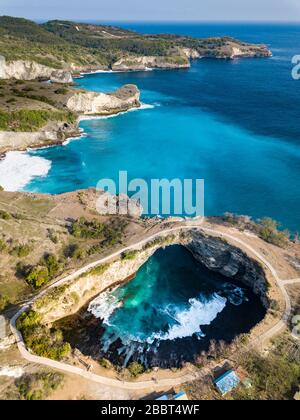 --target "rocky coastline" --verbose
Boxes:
[0,84,141,154]
[32,230,270,325]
